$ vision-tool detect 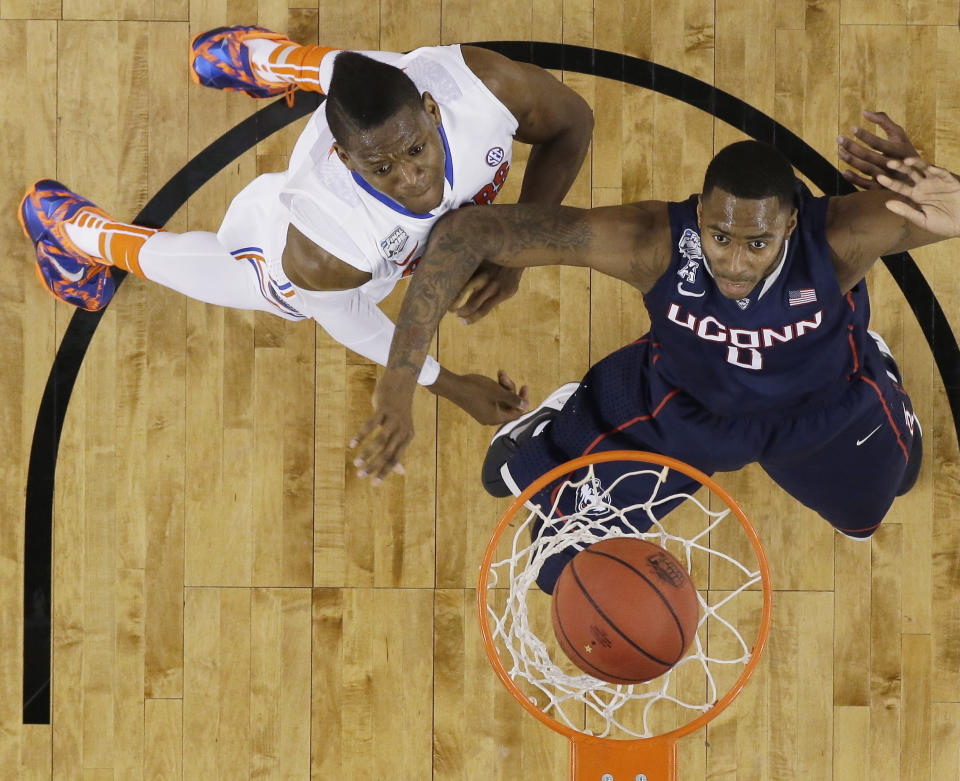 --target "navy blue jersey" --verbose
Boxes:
[495,186,919,593]
[645,181,869,416]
